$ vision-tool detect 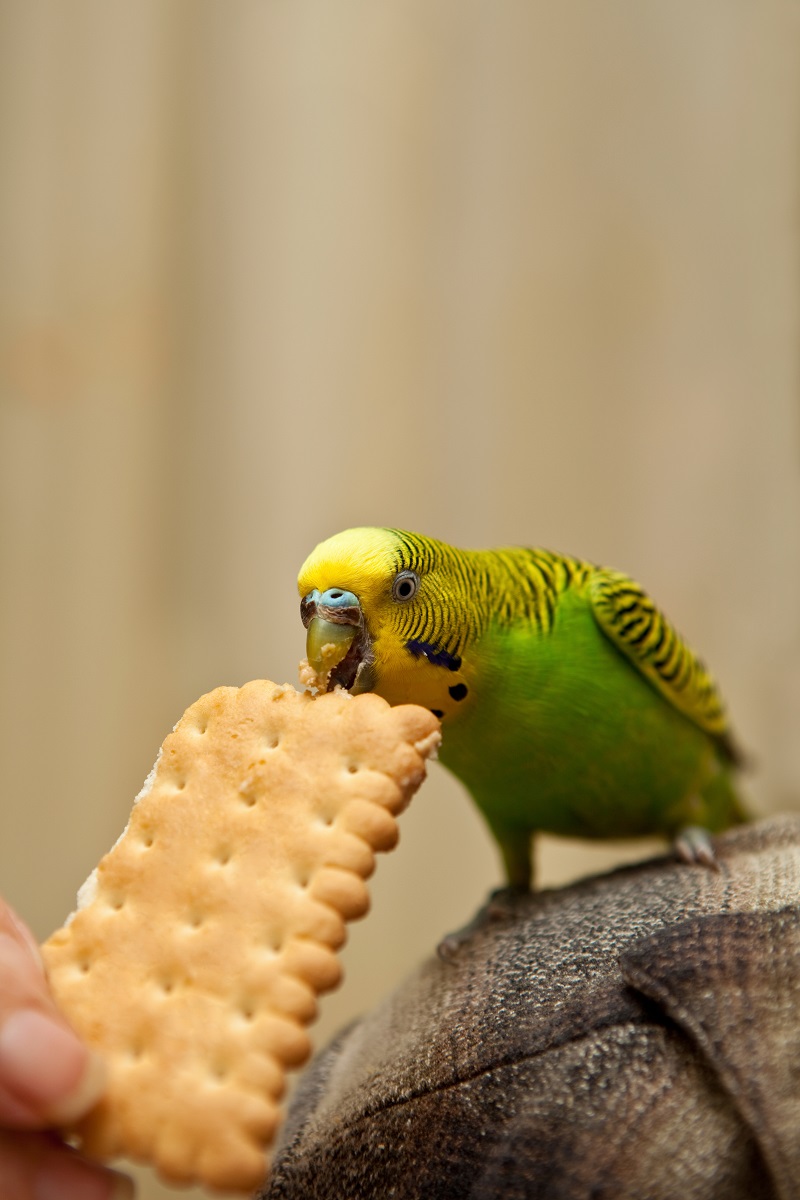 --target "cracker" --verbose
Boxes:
[42,680,440,1193]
